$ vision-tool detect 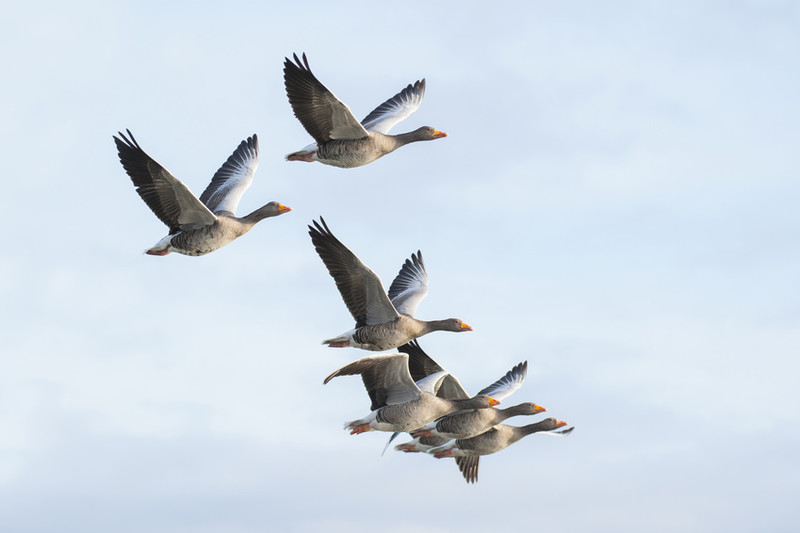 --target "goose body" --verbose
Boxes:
[284,53,447,168]
[308,218,472,351]
[431,418,574,459]
[411,362,545,440]
[321,316,471,352]
[114,131,291,256]
[414,401,546,440]
[324,353,498,434]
